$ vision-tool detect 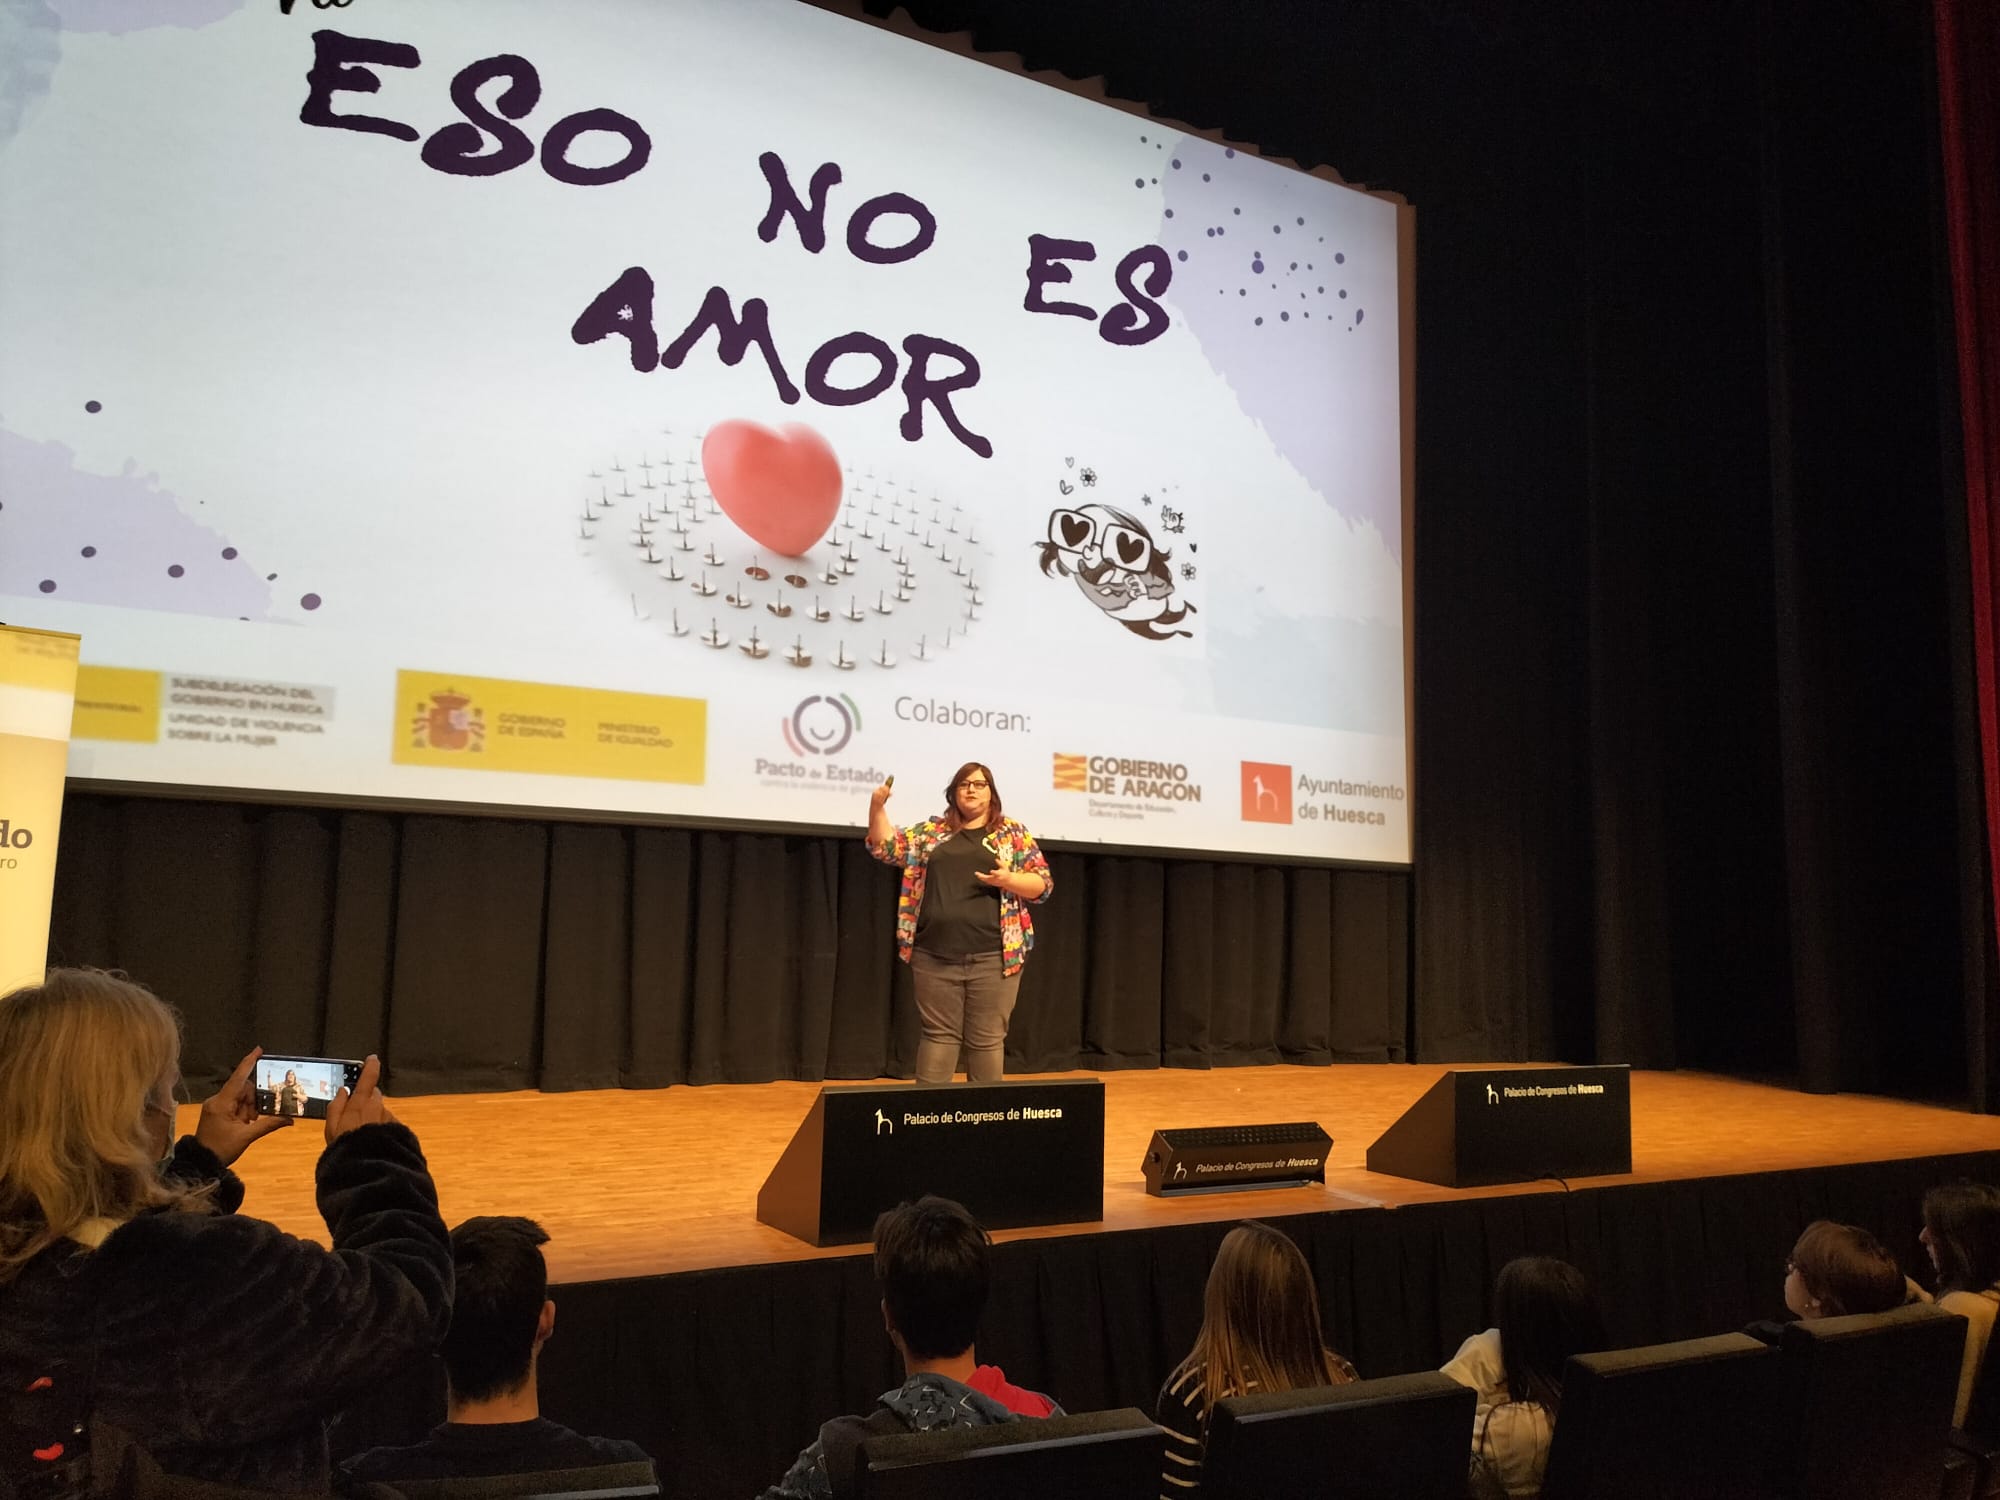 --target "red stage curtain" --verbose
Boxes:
[1939,0,2000,970]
